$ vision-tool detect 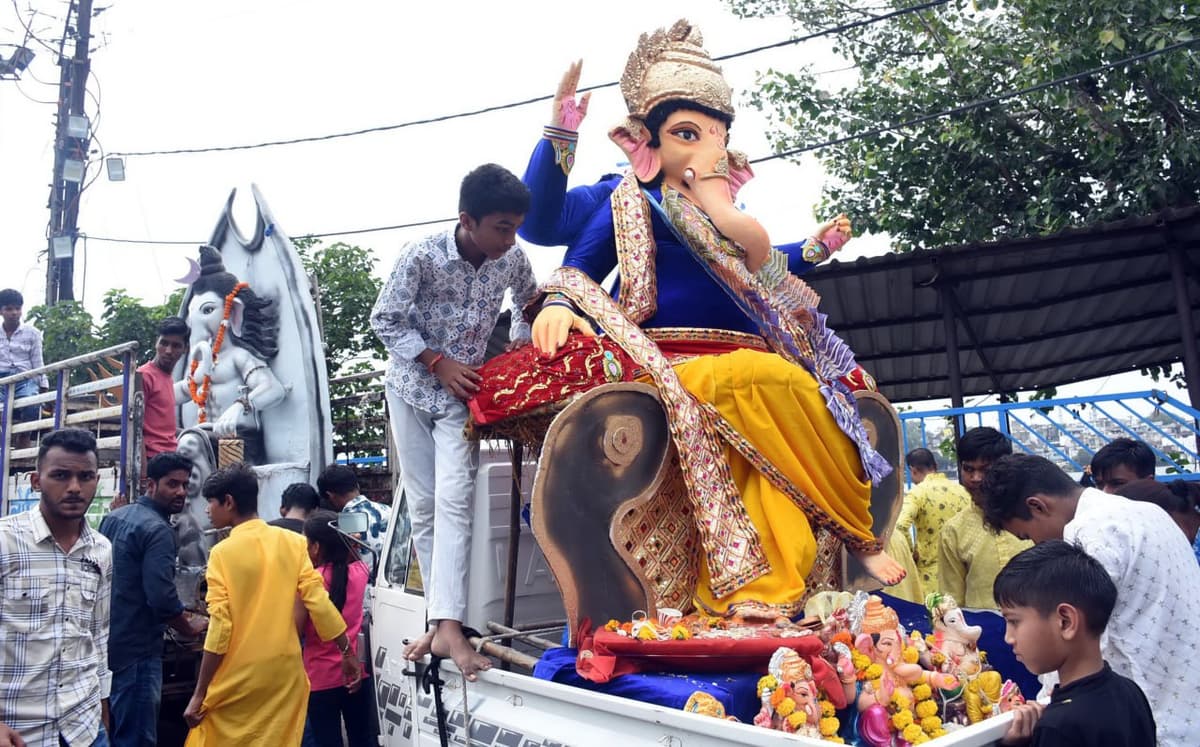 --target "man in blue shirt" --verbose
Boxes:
[99,452,206,746]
